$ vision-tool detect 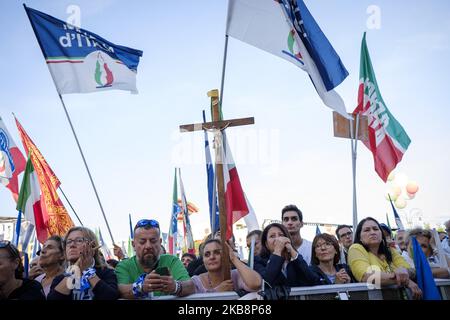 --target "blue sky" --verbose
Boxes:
[1,0,449,246]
